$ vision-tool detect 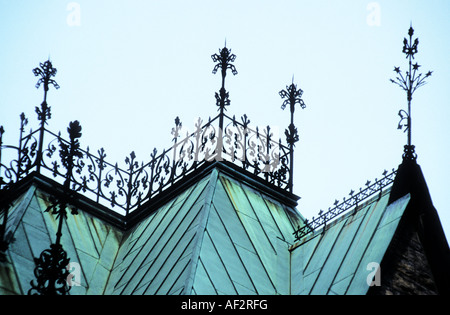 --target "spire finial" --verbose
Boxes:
[279,80,306,119]
[33,59,60,173]
[28,120,82,296]
[211,45,238,160]
[390,24,432,161]
[211,45,237,90]
[279,78,306,193]
[211,45,237,113]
